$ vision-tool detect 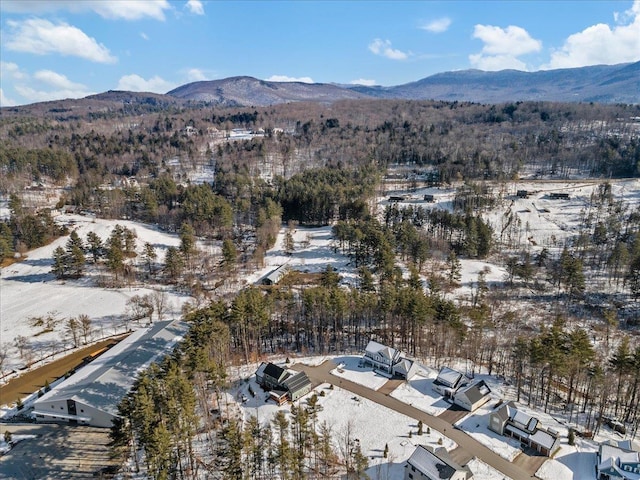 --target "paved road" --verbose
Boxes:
[292,360,540,480]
